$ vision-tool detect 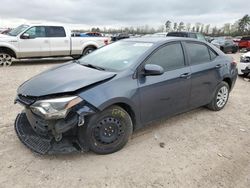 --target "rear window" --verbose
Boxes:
[46,26,66,37]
